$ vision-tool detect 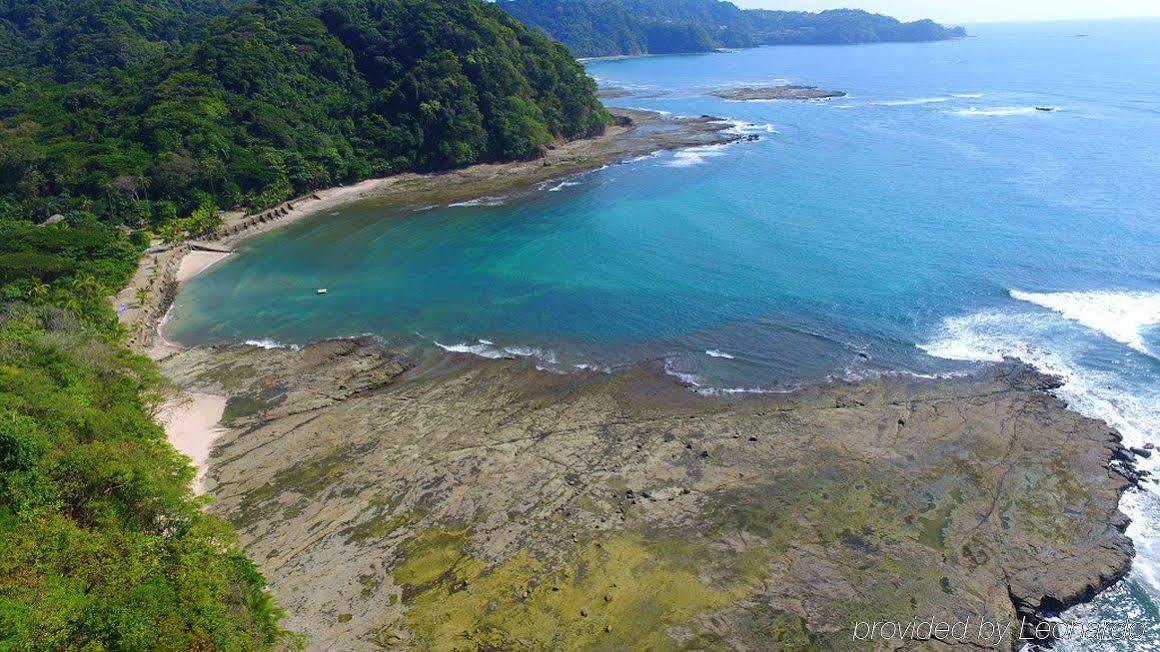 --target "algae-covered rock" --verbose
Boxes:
[162,341,1132,650]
